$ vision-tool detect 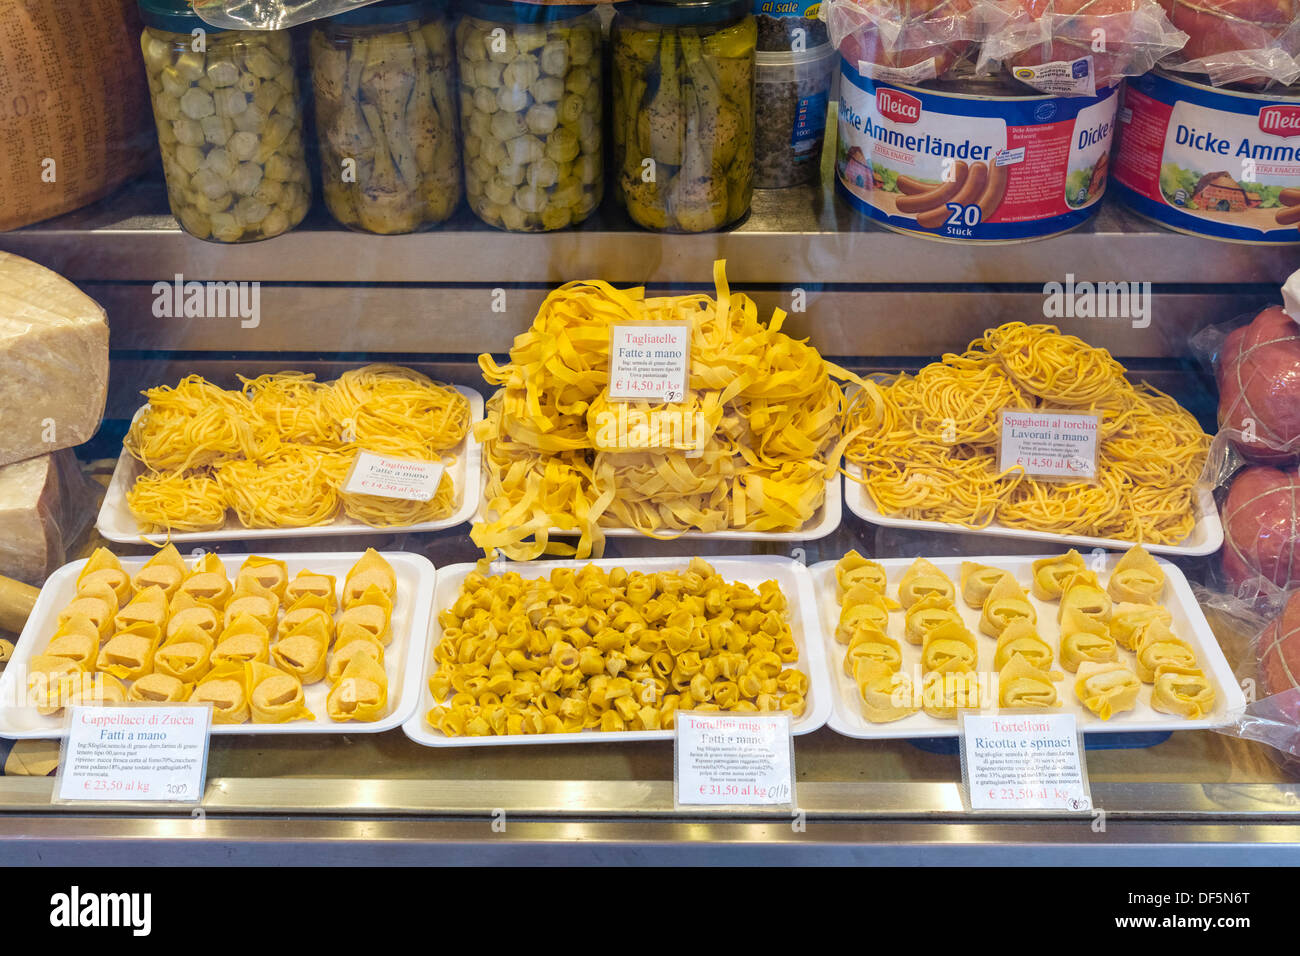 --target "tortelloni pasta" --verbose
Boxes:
[26,549,400,725]
[425,559,810,736]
